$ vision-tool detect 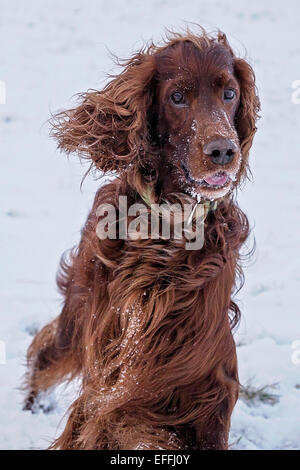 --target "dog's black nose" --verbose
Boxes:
[203,139,238,165]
